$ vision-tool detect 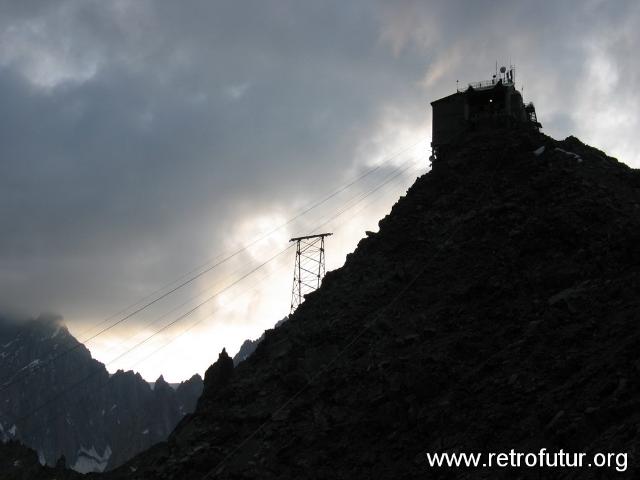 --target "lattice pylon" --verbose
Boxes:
[289,233,332,314]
